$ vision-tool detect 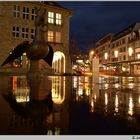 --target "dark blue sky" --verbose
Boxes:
[59,1,140,52]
